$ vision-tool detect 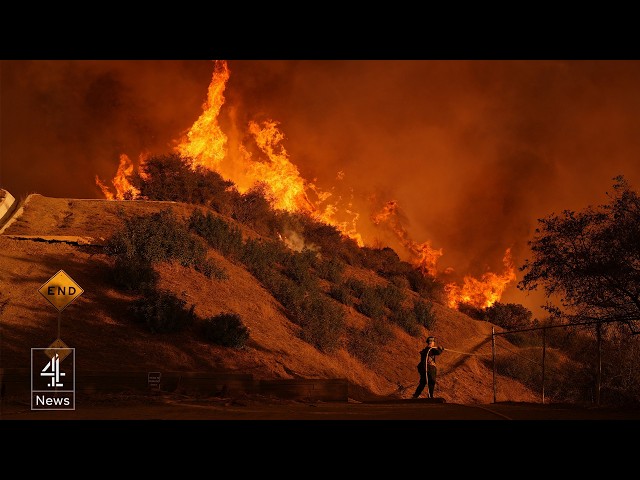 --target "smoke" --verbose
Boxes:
[281,229,318,253]
[226,60,640,315]
[3,60,640,316]
[1,60,214,199]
